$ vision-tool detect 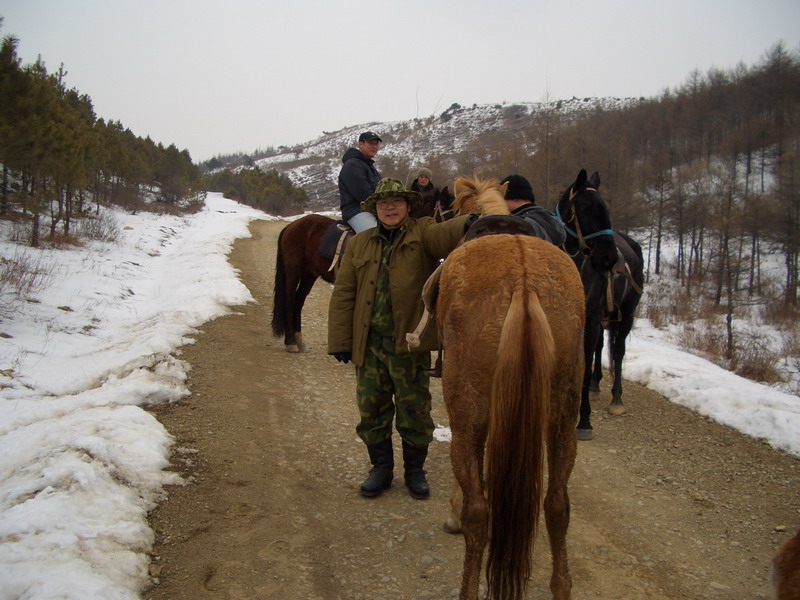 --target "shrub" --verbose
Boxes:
[74,210,121,243]
[0,247,52,307]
